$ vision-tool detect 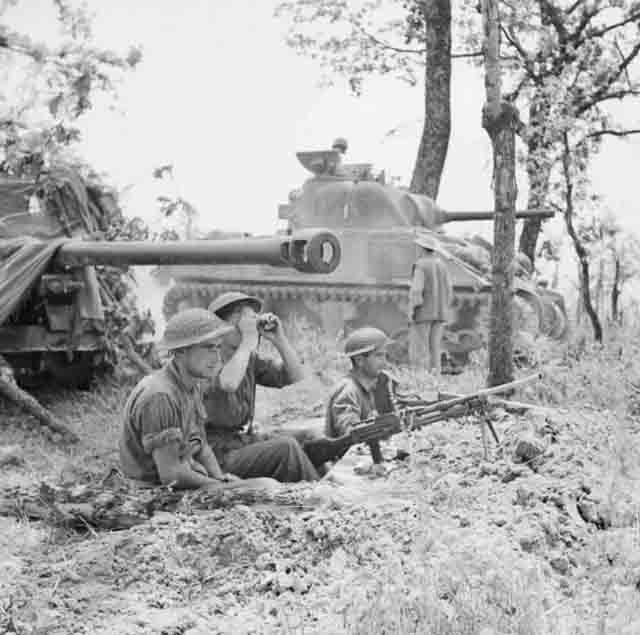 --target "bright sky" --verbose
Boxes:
[7,1,640,239]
